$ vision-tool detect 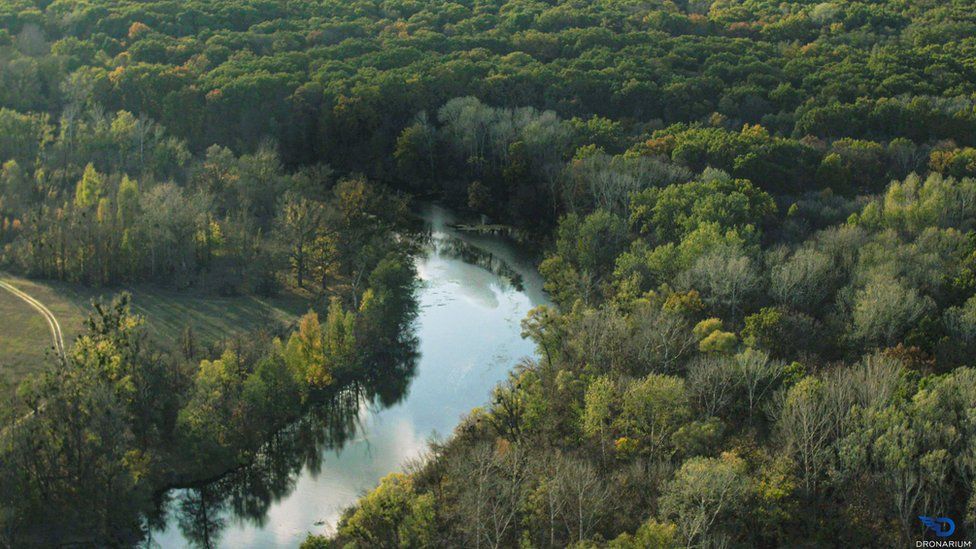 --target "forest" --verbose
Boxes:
[0,0,975,546]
